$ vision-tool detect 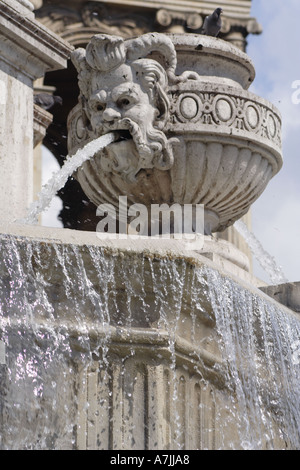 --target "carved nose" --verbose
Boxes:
[102,107,121,123]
